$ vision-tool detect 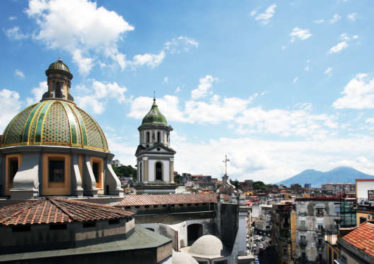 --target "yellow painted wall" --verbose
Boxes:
[291,210,297,261]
